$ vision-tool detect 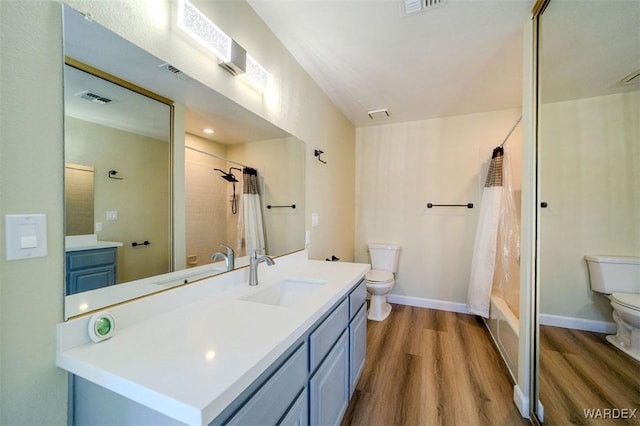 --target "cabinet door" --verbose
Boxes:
[68,265,116,294]
[309,331,349,426]
[349,305,367,396]
[224,344,307,426]
[278,389,308,426]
